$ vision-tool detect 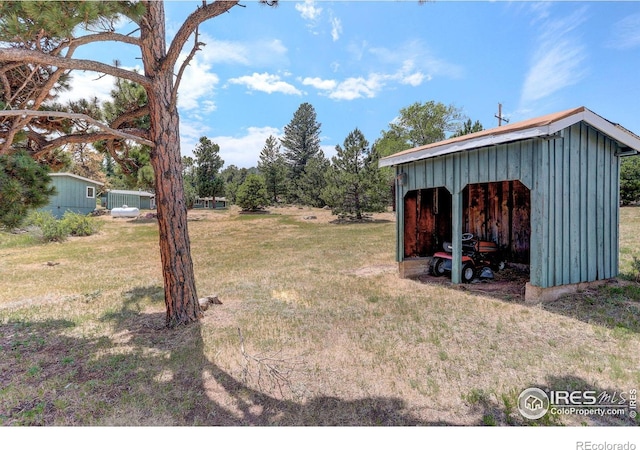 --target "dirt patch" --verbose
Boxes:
[418,267,530,302]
